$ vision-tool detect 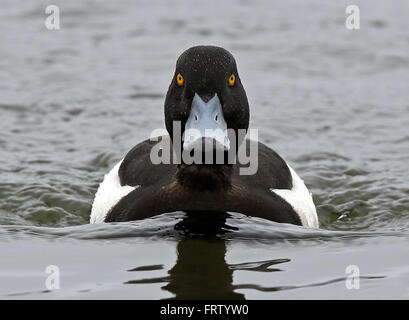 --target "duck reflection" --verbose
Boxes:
[165,212,241,299]
[125,212,289,299]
